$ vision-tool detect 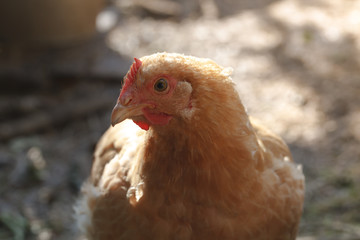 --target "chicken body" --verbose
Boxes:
[75,53,305,240]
